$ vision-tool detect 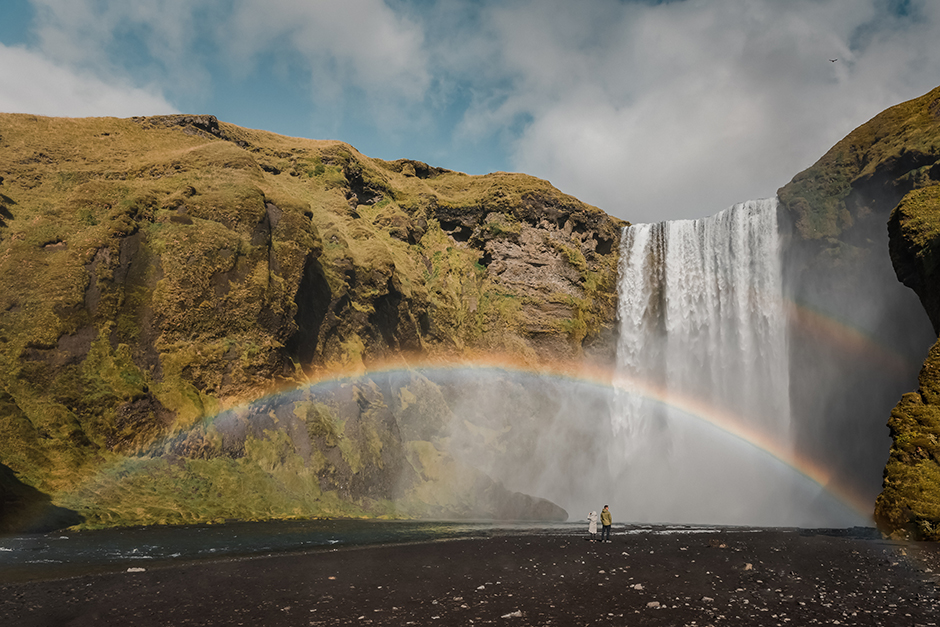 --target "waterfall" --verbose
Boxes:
[610,198,811,525]
[615,197,790,441]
